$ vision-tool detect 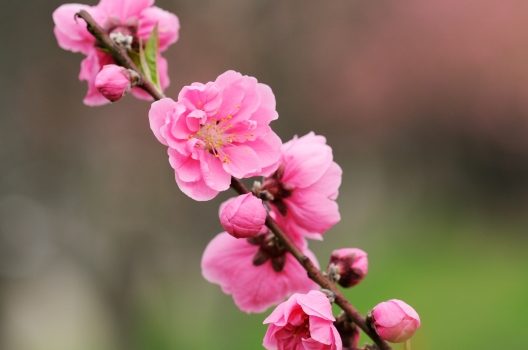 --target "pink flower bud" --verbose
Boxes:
[370,299,421,343]
[329,248,368,287]
[95,64,132,102]
[219,193,267,238]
